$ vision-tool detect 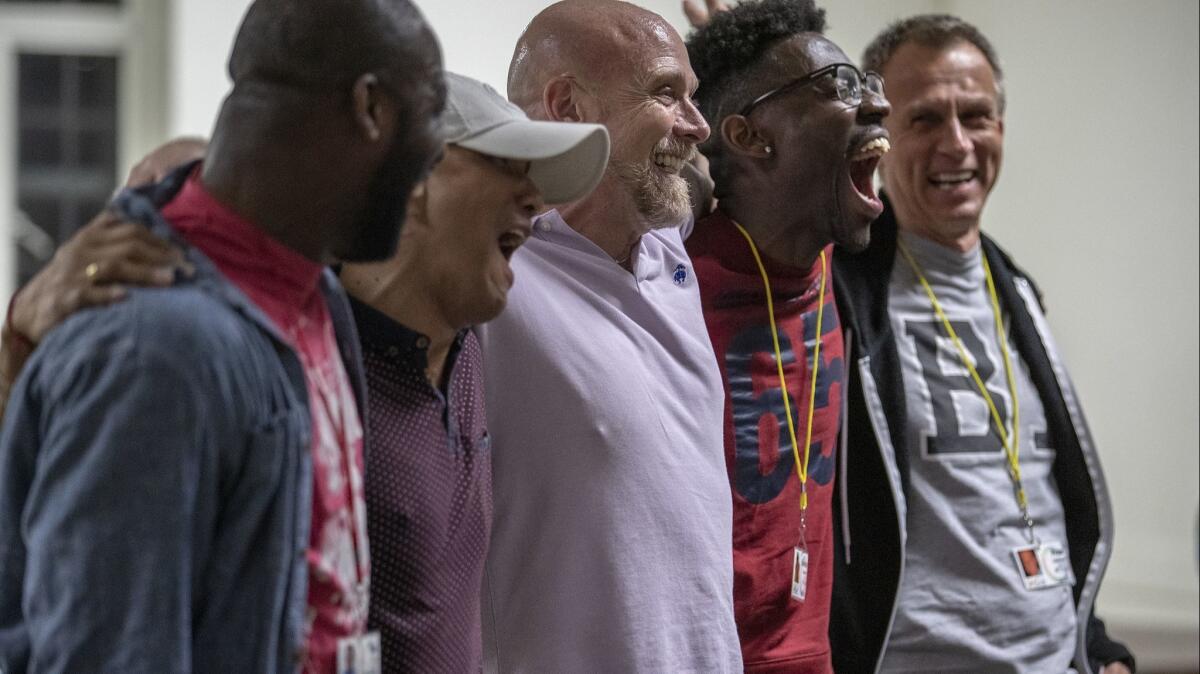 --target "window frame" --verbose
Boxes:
[0,0,167,299]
